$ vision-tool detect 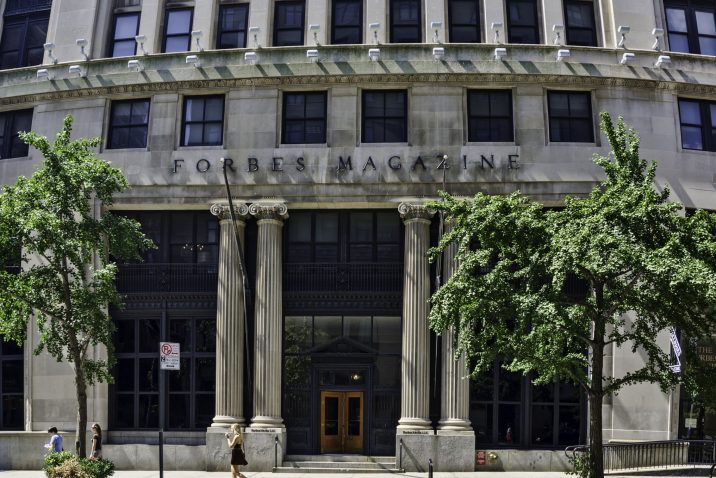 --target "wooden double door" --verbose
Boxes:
[320,391,364,453]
